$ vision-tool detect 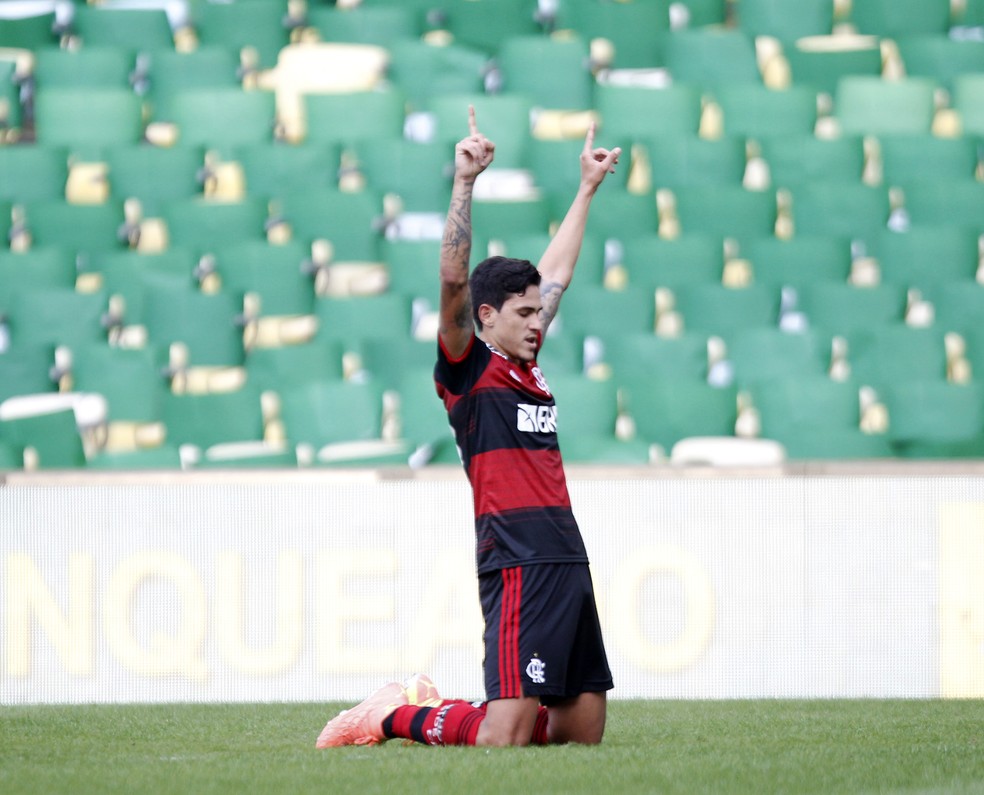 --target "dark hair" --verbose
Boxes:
[469,256,540,330]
